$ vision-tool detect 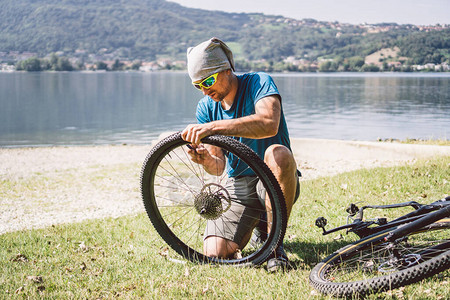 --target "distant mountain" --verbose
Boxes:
[0,0,449,66]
